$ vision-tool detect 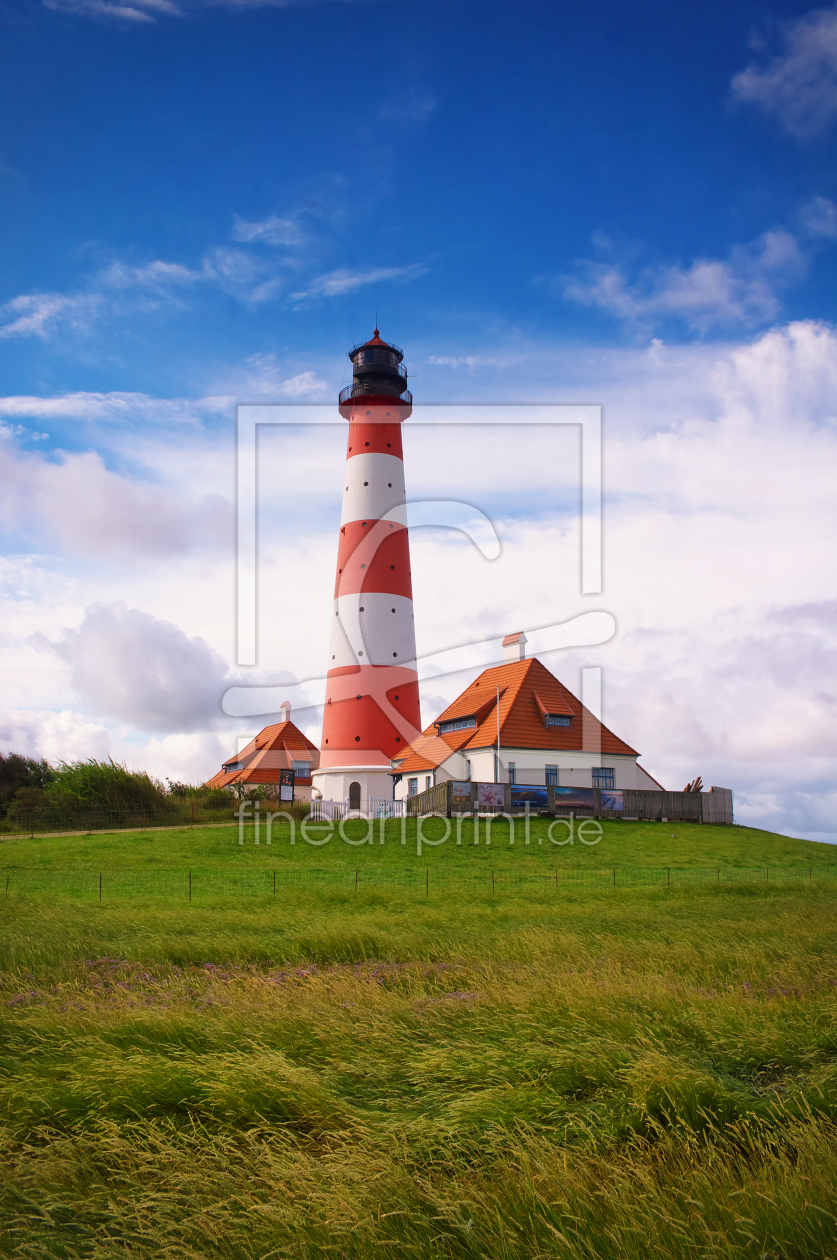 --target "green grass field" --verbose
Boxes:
[1,820,836,1258]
